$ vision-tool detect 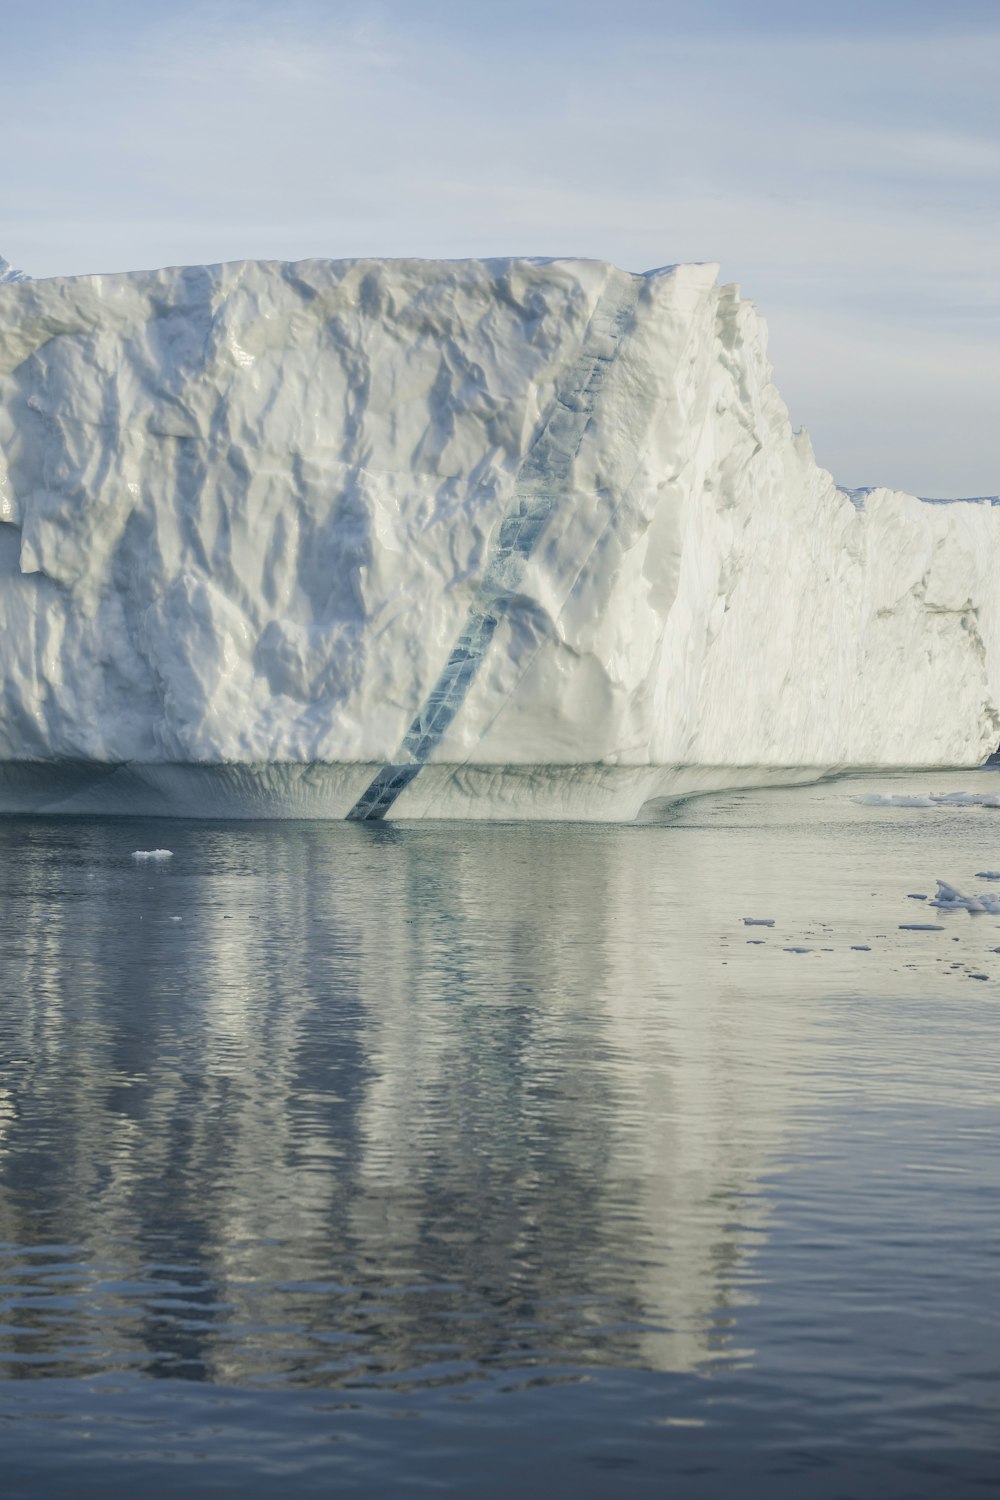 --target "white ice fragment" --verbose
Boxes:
[131,849,173,861]
[860,793,936,808]
[743,918,775,927]
[862,792,1000,810]
[929,880,1000,915]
